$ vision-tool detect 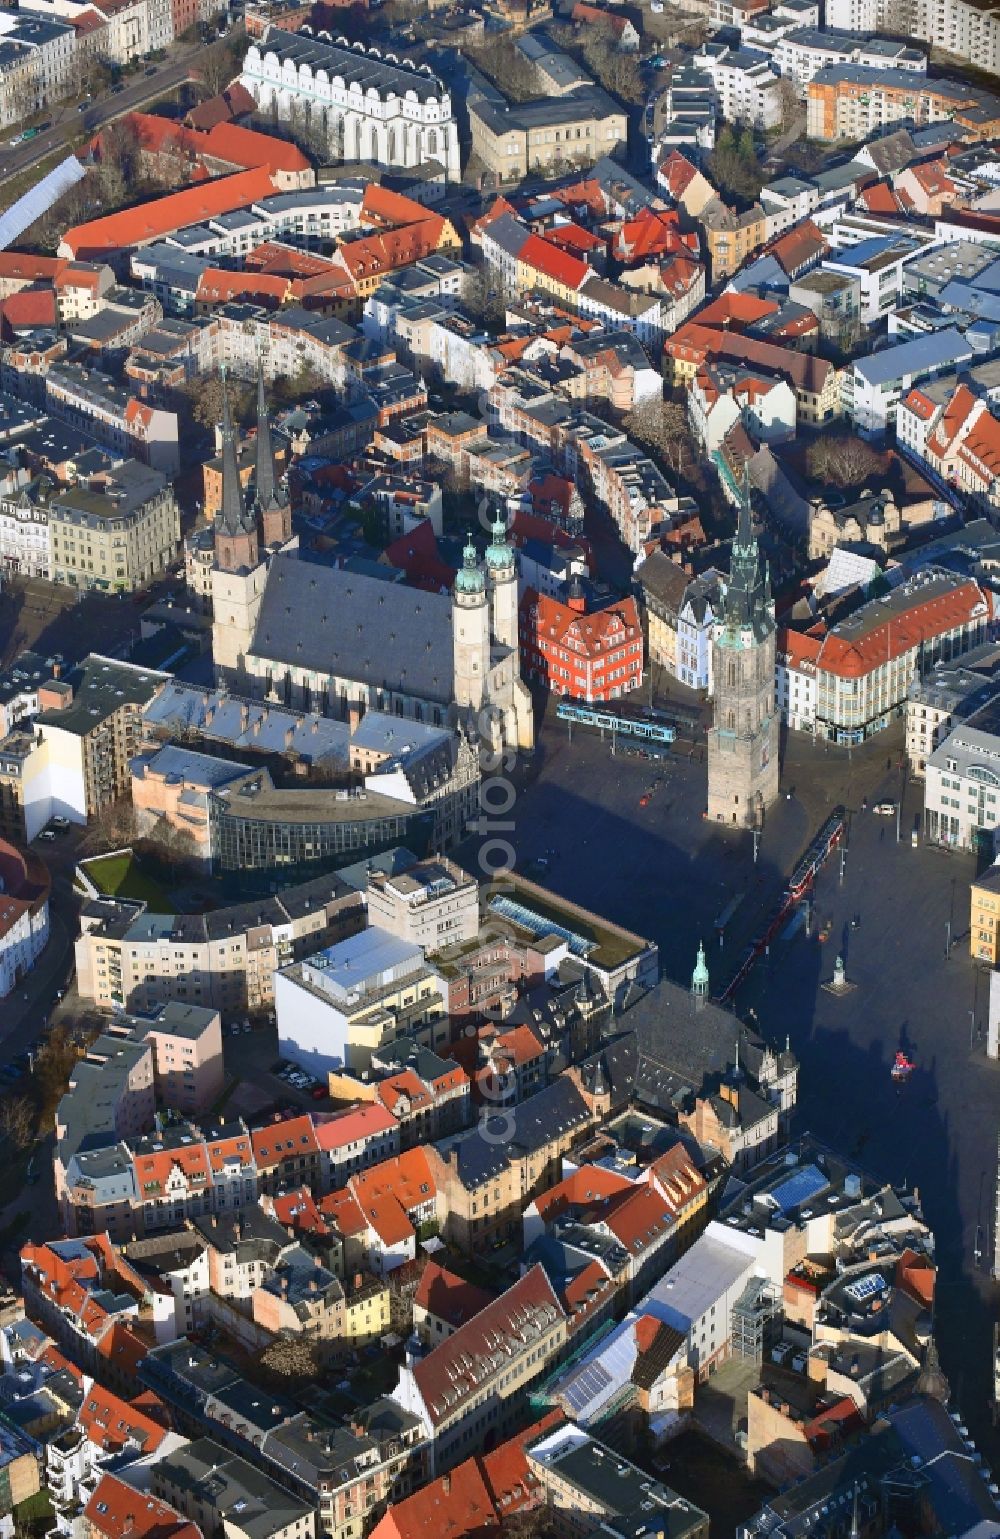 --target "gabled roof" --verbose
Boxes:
[518,234,589,292]
[85,1474,200,1539]
[60,167,277,259]
[522,590,642,657]
[78,1384,168,1454]
[315,1104,398,1152]
[412,1266,565,1426]
[413,1259,494,1329]
[250,1115,319,1171]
